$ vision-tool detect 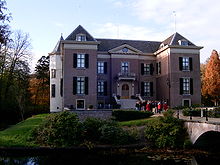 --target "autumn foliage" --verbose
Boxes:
[202,50,220,105]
